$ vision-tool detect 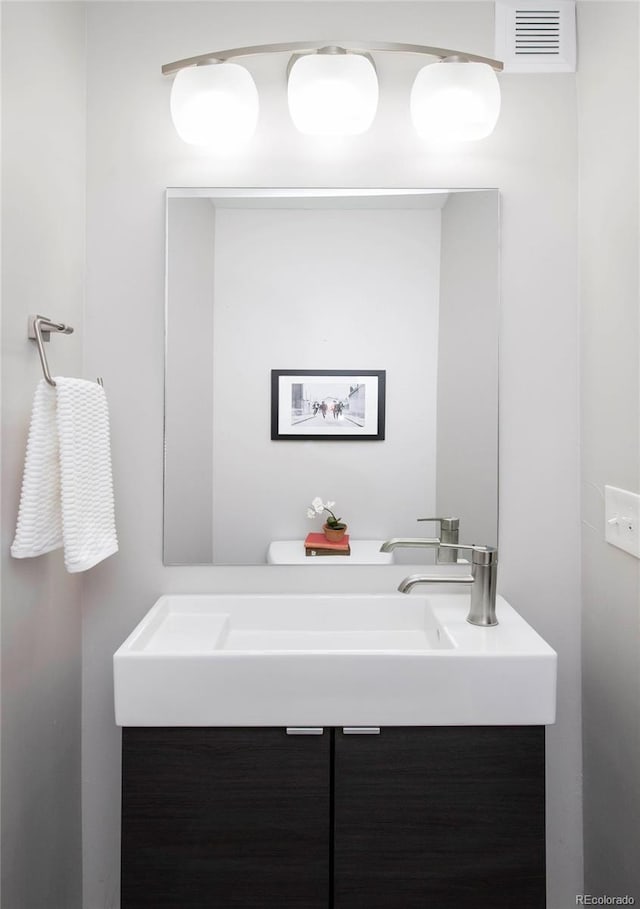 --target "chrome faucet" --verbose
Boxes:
[380,538,498,626]
[380,517,460,564]
[380,536,442,552]
[417,517,459,563]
